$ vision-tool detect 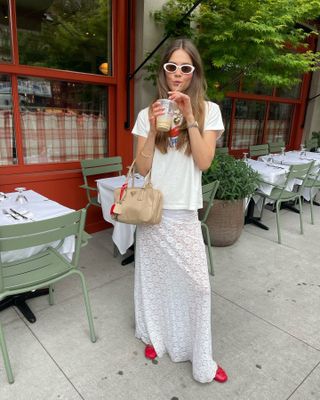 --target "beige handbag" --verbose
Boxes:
[110,160,163,225]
